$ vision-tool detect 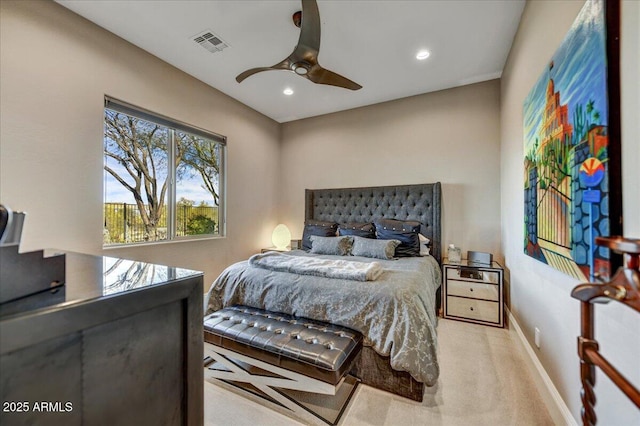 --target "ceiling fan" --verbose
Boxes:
[235,0,362,90]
